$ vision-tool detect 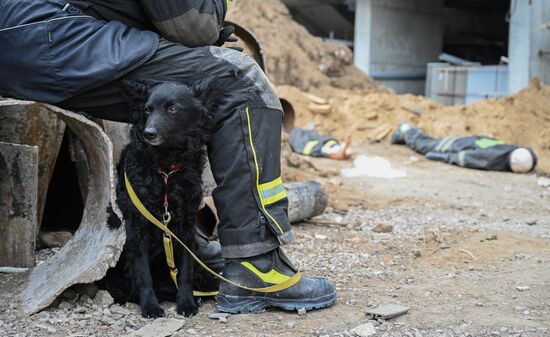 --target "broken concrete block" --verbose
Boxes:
[207,312,230,320]
[38,231,73,249]
[352,323,376,337]
[94,290,114,307]
[372,223,394,233]
[516,286,530,292]
[366,303,410,320]
[127,318,185,337]
[485,234,498,241]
